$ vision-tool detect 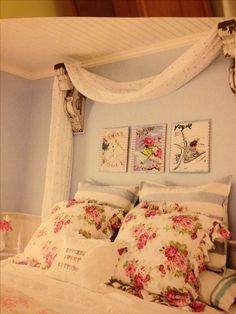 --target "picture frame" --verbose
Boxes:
[169,119,210,173]
[130,124,166,173]
[99,127,129,172]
